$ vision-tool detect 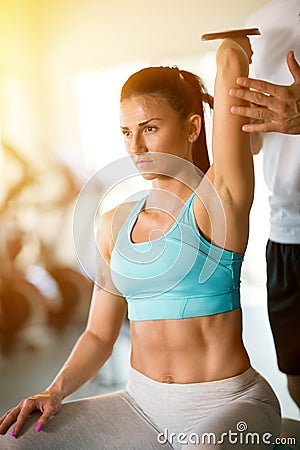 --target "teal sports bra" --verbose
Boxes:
[110,192,244,321]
